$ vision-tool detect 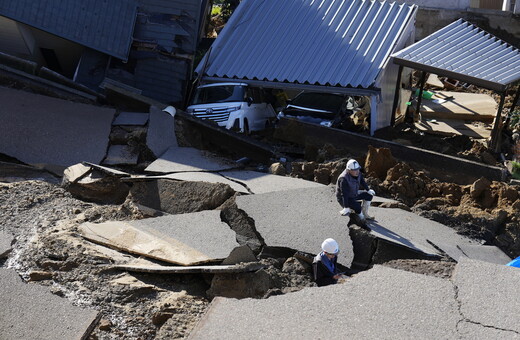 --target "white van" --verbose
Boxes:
[186,82,276,133]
